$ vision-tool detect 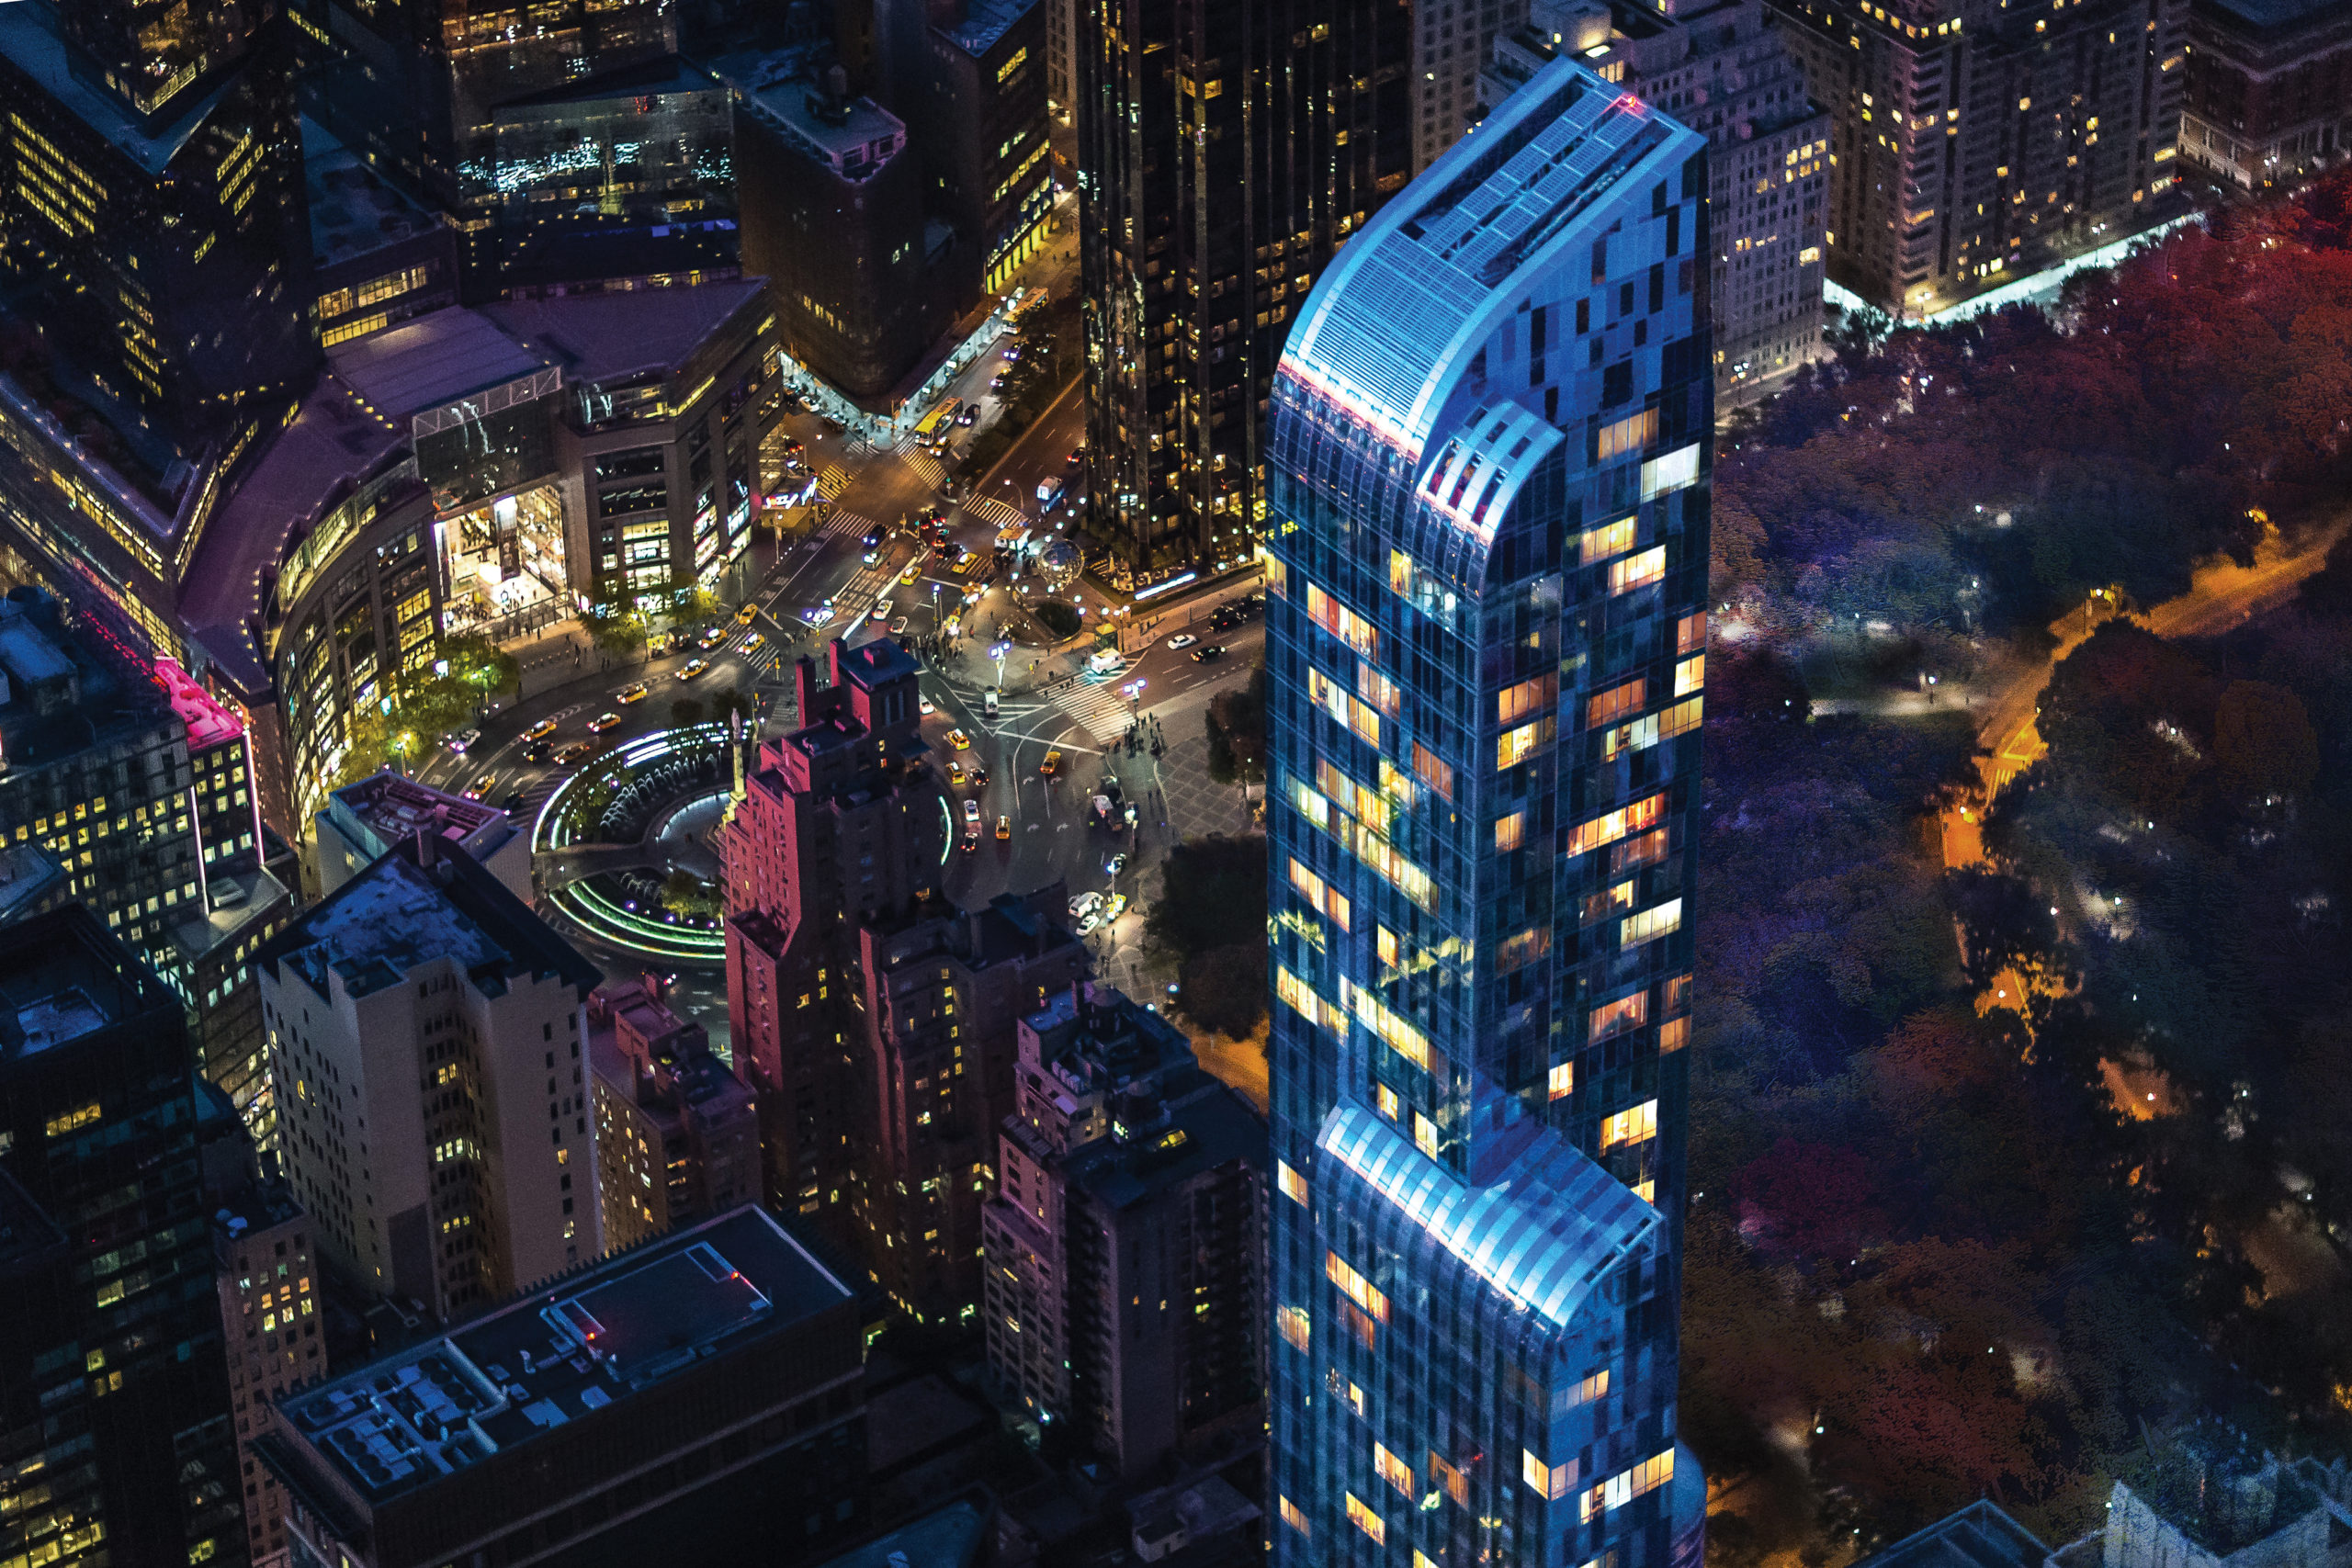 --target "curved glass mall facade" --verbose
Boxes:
[1262,59,1712,1568]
